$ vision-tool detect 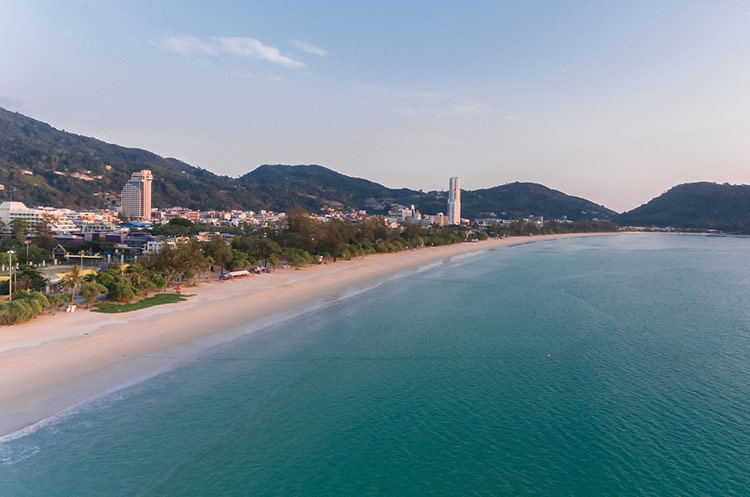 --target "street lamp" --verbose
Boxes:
[7,250,15,302]
[24,239,30,262]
